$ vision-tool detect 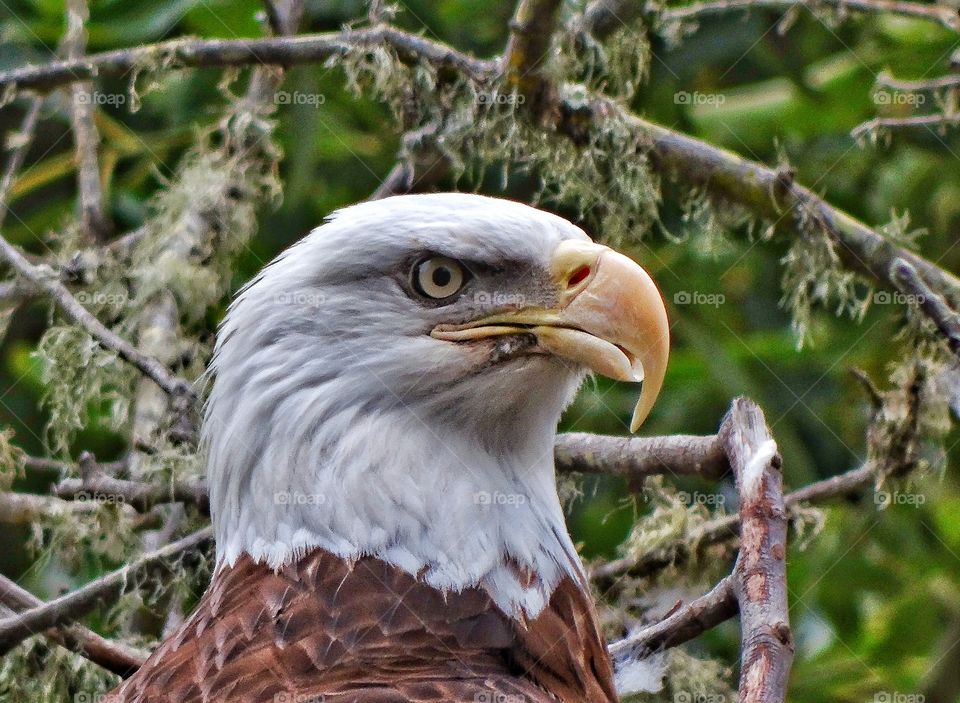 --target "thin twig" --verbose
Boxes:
[0,235,193,399]
[890,258,960,358]
[0,527,212,655]
[852,113,960,140]
[661,0,960,31]
[608,576,737,669]
[0,96,44,229]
